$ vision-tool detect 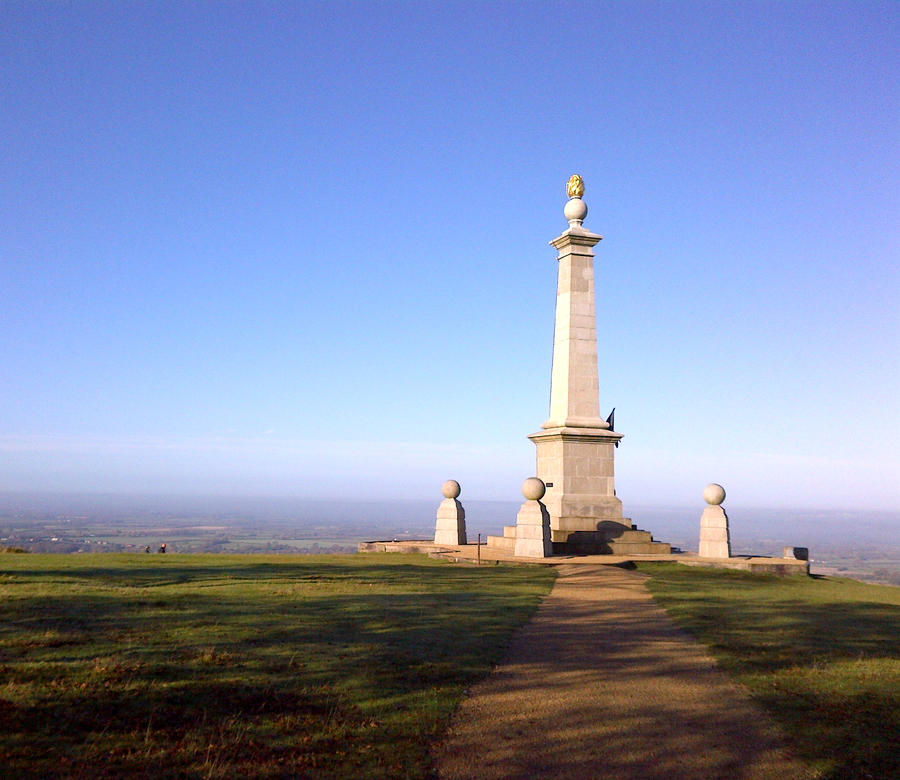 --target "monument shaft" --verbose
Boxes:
[545,231,604,429]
